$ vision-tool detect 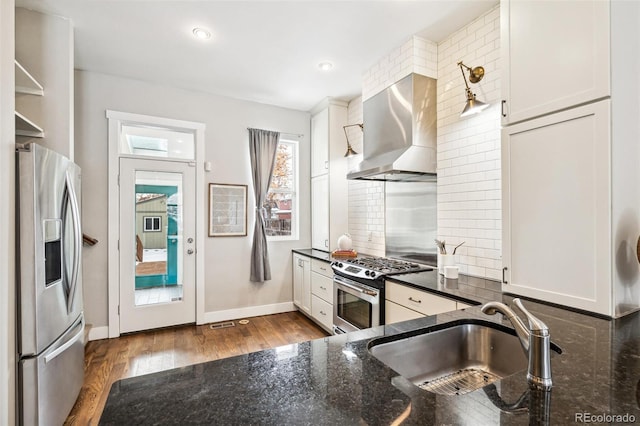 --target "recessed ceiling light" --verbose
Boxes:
[318,61,334,71]
[192,27,211,40]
